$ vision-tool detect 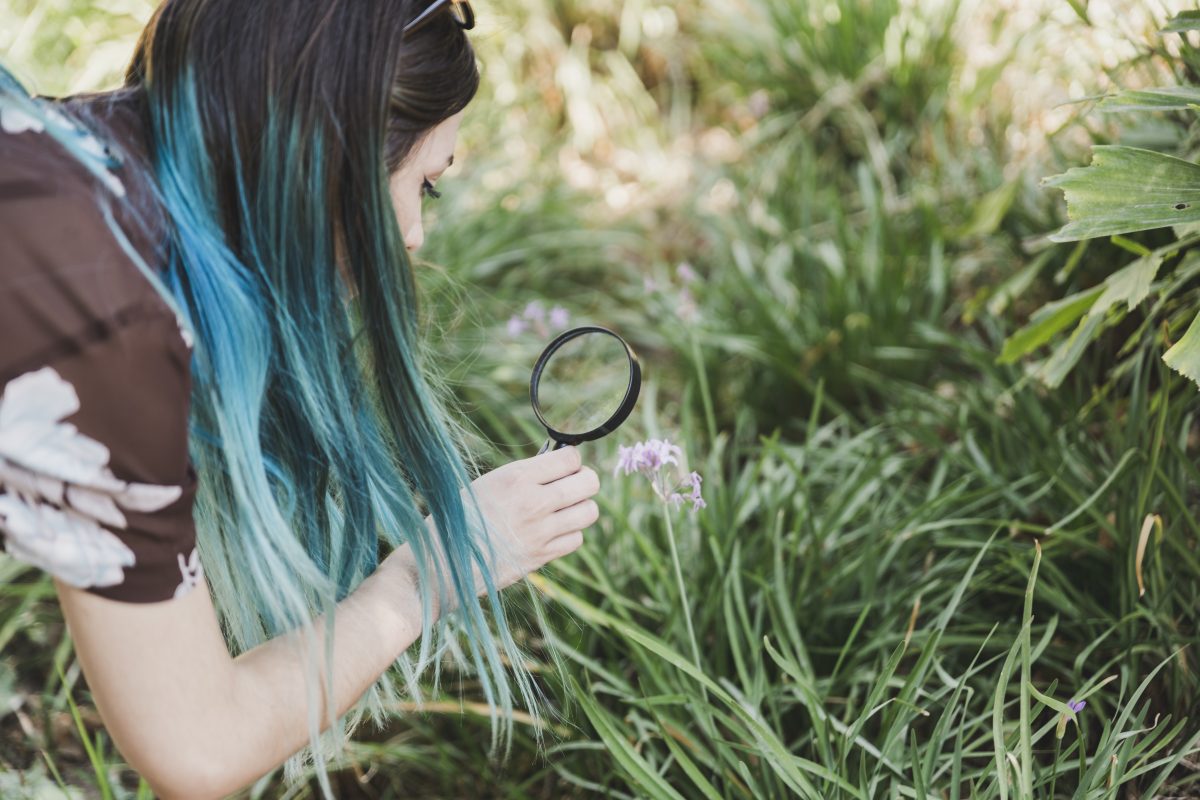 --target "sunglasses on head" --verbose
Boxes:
[402,0,475,38]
